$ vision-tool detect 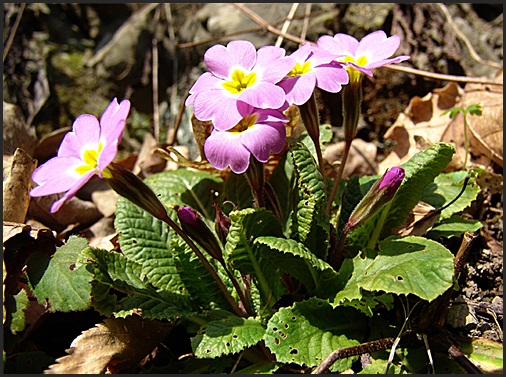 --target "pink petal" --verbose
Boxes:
[317,34,358,57]
[49,169,97,213]
[205,41,257,79]
[314,65,349,92]
[238,82,286,109]
[99,98,130,146]
[193,90,243,131]
[30,156,90,197]
[58,114,100,159]
[240,122,286,161]
[366,55,410,69]
[255,46,295,83]
[278,75,315,106]
[204,131,251,174]
[356,31,400,64]
[186,72,222,106]
[289,43,313,62]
